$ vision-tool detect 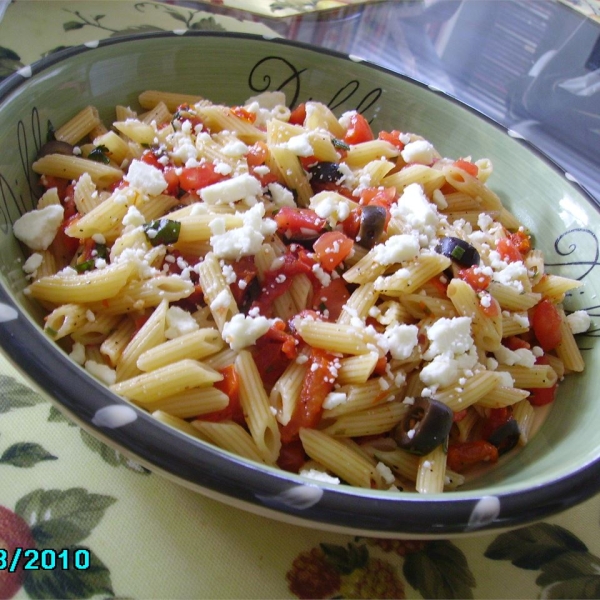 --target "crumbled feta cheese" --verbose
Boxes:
[164,306,199,339]
[566,310,591,334]
[284,133,314,157]
[221,140,249,157]
[372,234,420,265]
[493,344,536,368]
[390,183,439,245]
[310,191,351,226]
[122,205,146,228]
[299,468,340,485]
[268,182,296,208]
[420,355,459,387]
[401,140,436,165]
[423,316,474,359]
[491,259,528,292]
[13,204,64,251]
[200,173,262,206]
[22,253,43,276]
[85,360,117,385]
[69,342,86,365]
[322,392,347,410]
[381,323,419,361]
[124,159,168,196]
[221,312,275,351]
[376,461,396,486]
